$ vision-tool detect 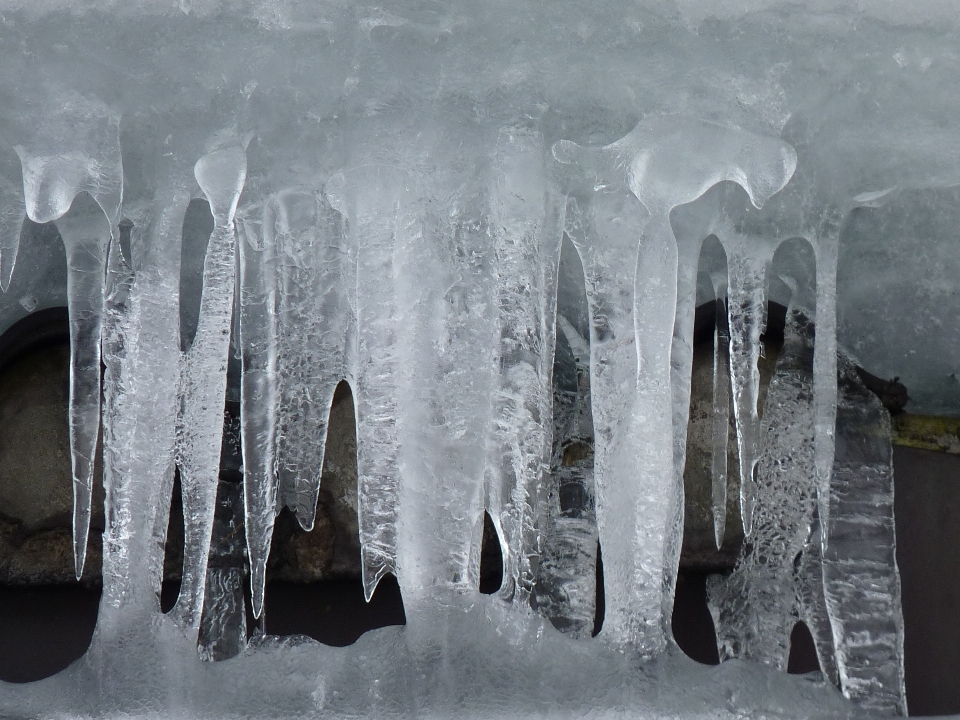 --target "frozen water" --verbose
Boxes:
[824,355,907,715]
[0,0,950,716]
